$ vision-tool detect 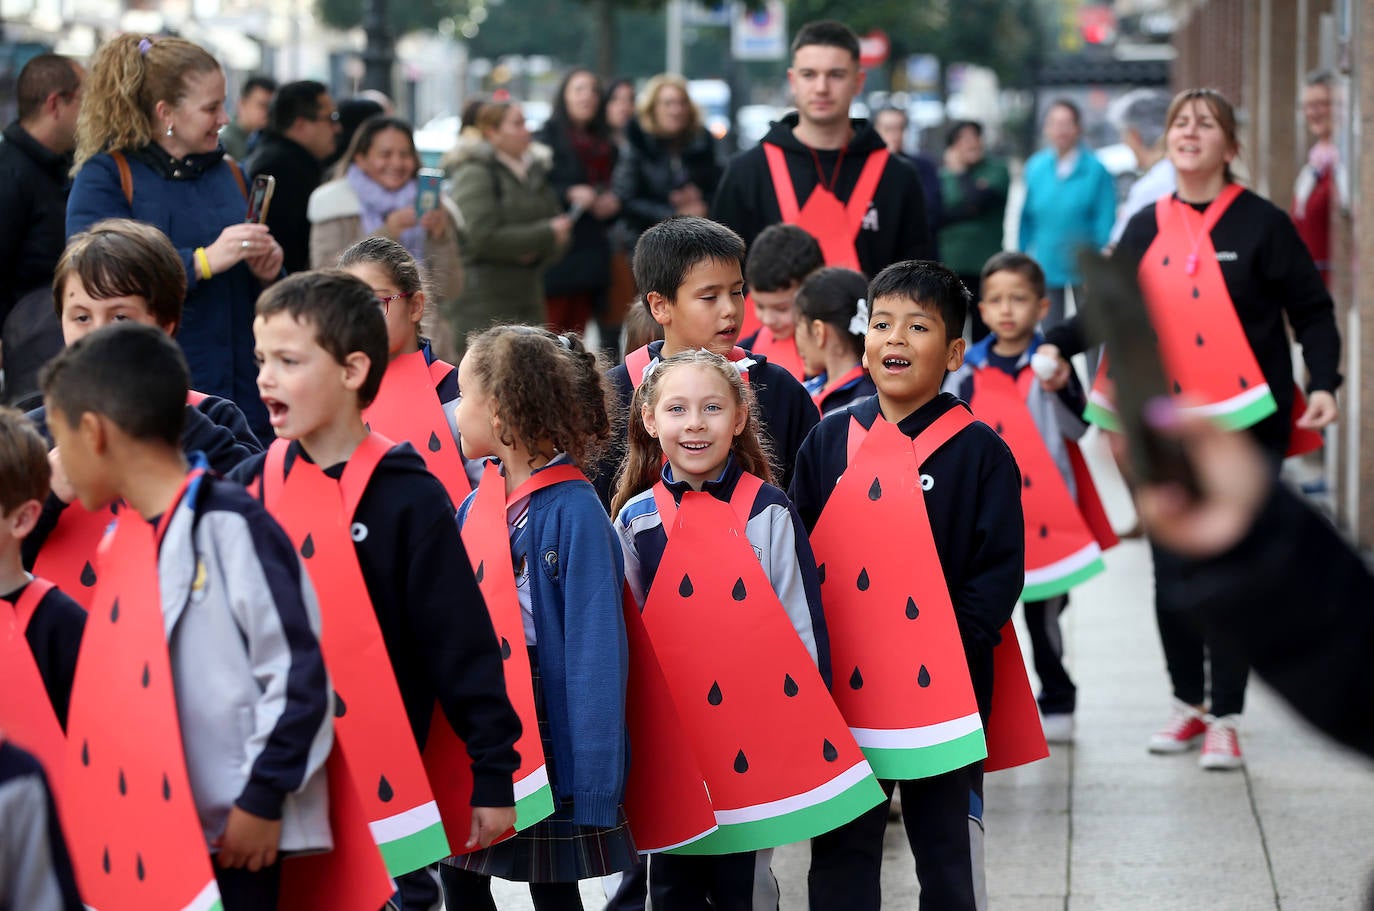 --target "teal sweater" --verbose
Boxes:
[1018,143,1117,288]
